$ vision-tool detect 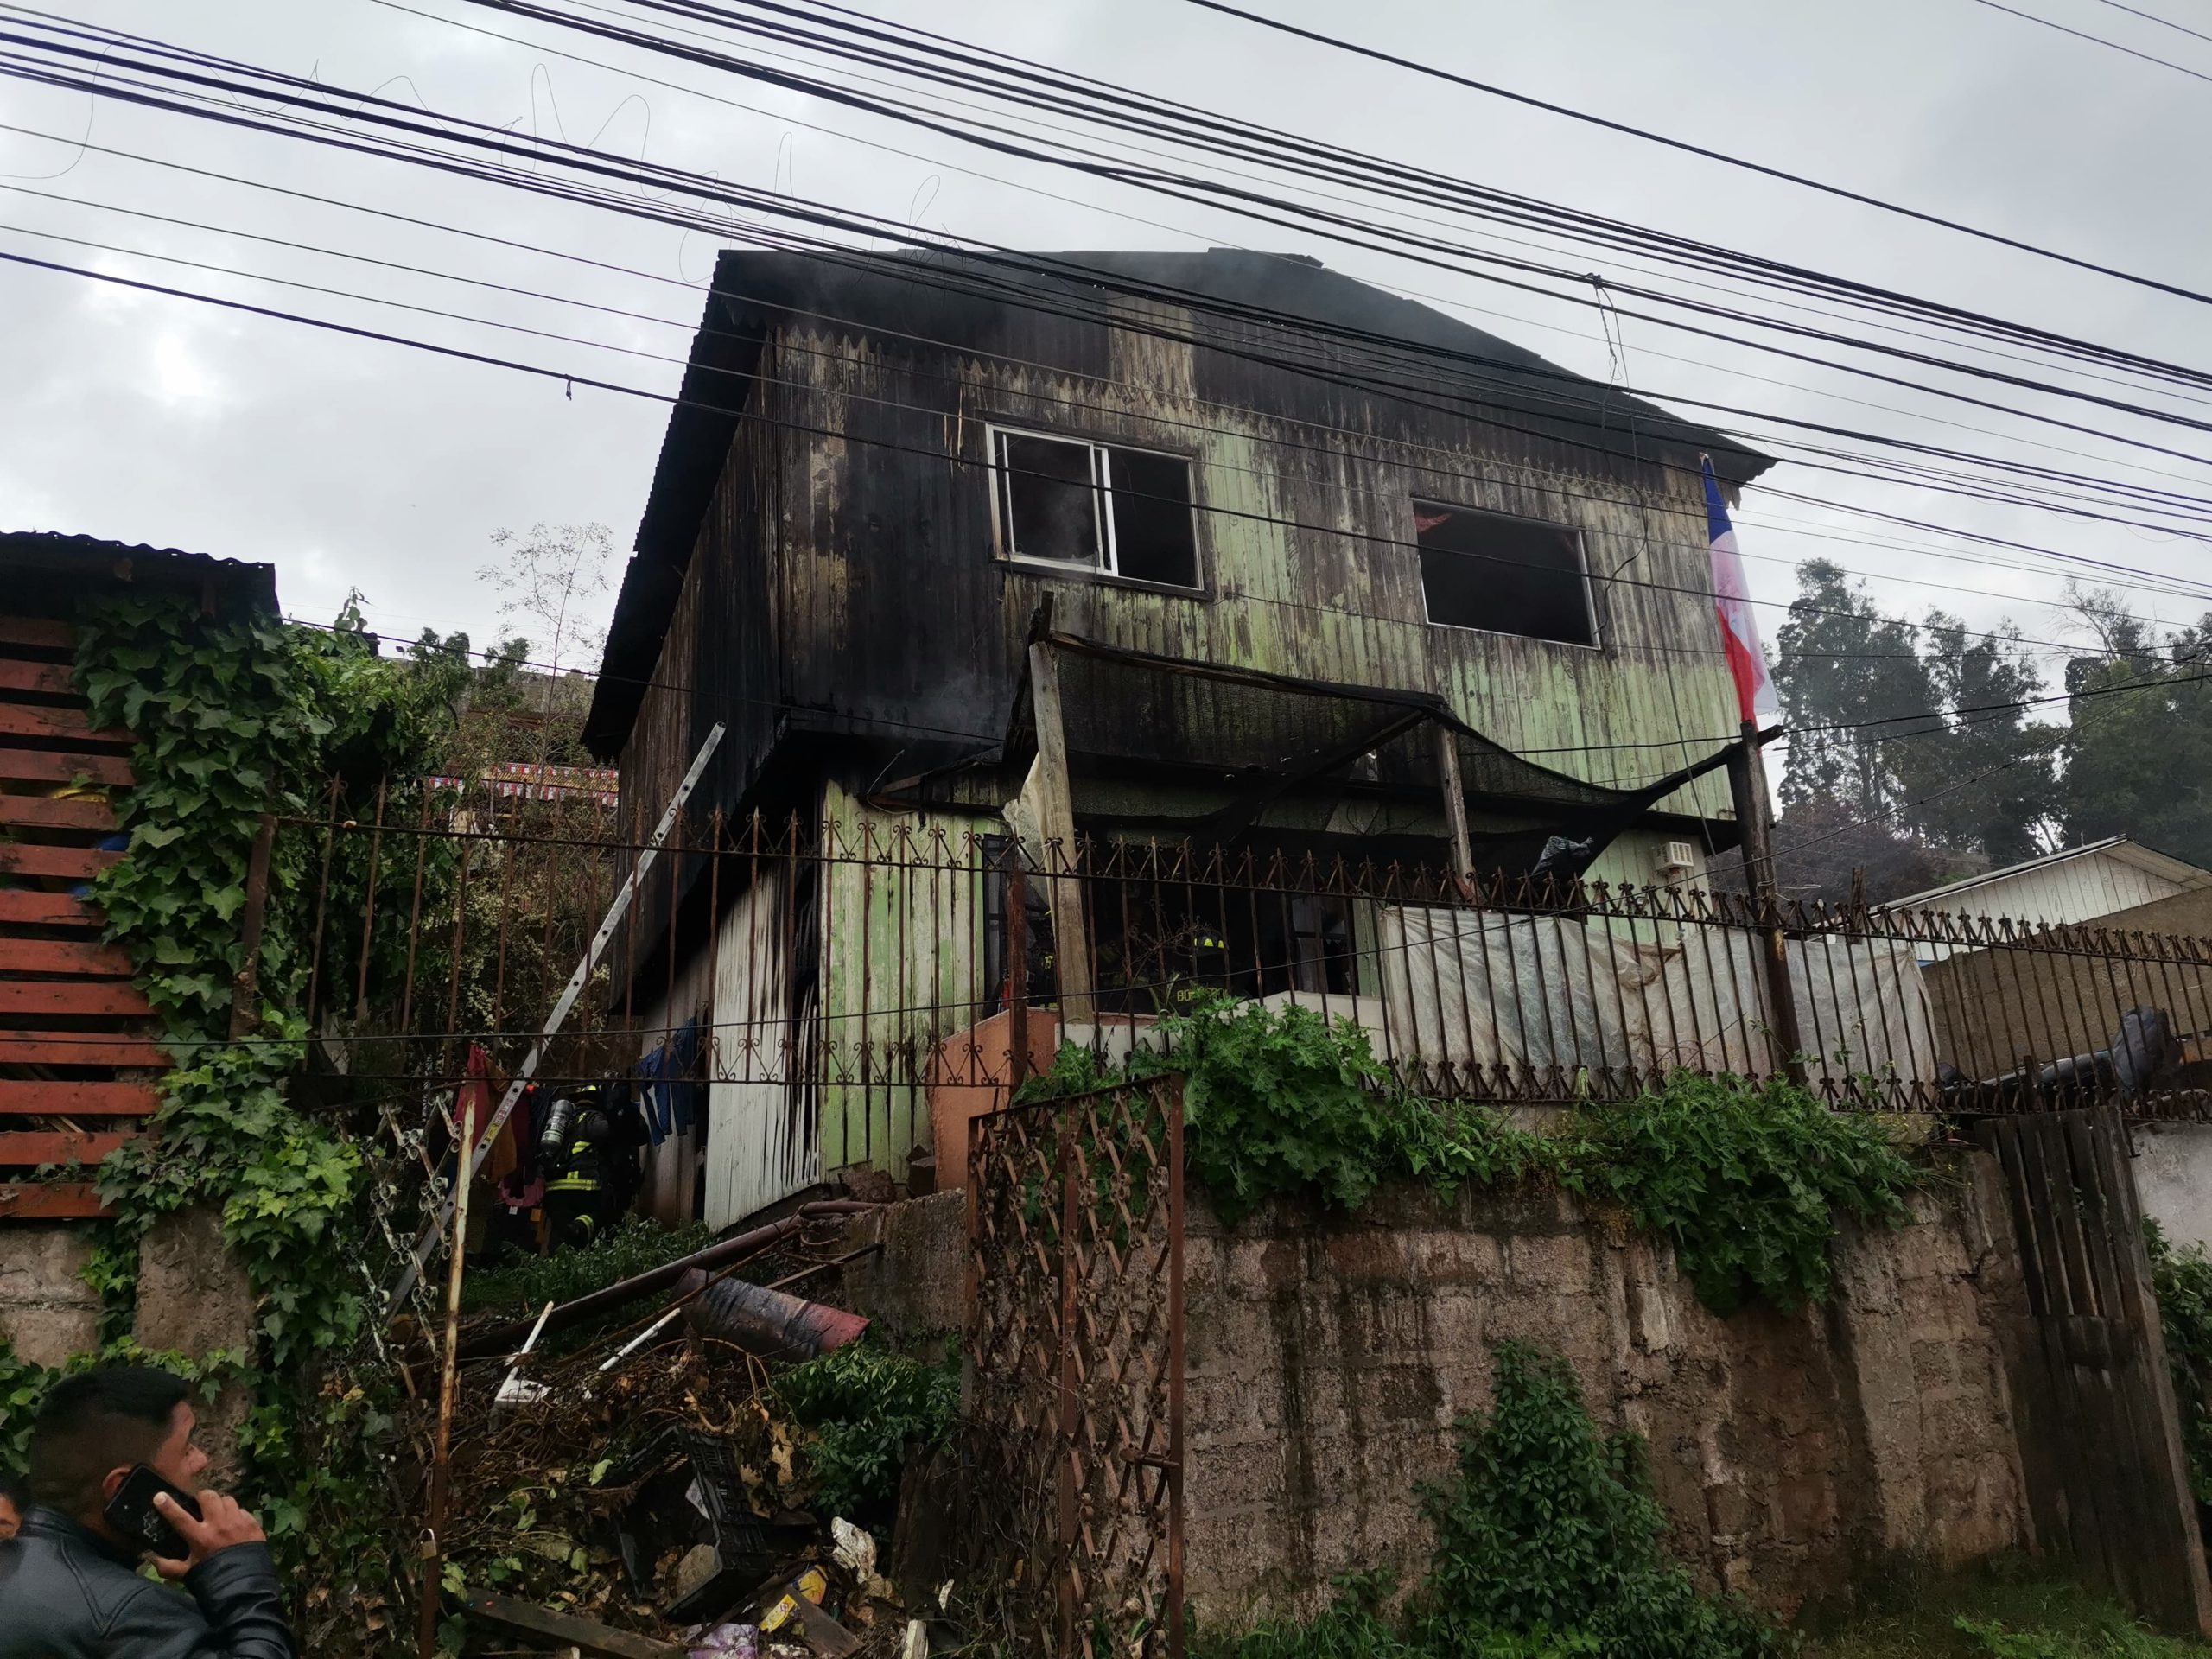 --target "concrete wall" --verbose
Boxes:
[856,1148,2049,1624]
[1181,1160,2031,1621]
[2137,1121,2212,1255]
[0,1224,105,1368]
